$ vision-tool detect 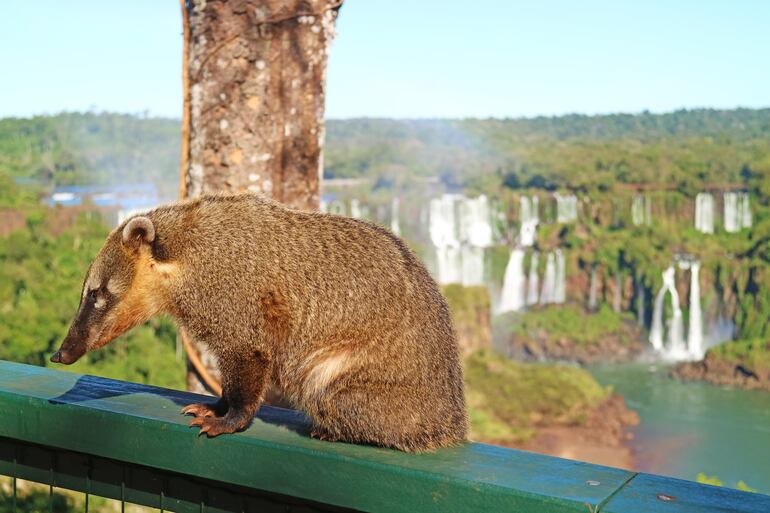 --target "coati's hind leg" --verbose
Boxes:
[311,384,466,452]
[186,350,272,437]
